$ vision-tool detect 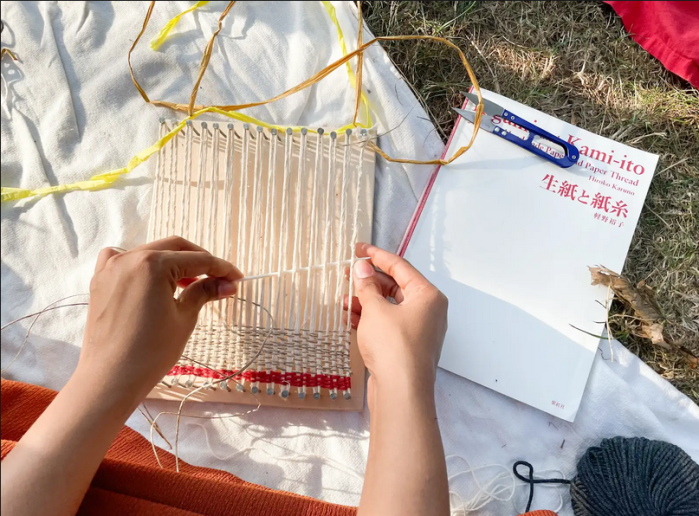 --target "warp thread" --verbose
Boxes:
[570,437,699,516]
